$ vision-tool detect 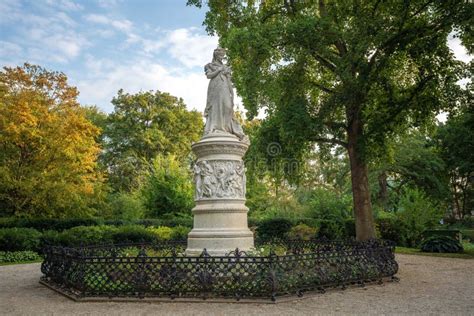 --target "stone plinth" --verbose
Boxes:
[186,133,254,256]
